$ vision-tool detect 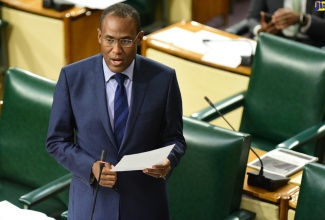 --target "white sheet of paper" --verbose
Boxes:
[202,50,242,68]
[64,0,126,9]
[0,200,55,220]
[111,144,174,172]
[202,37,257,68]
[150,27,193,44]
